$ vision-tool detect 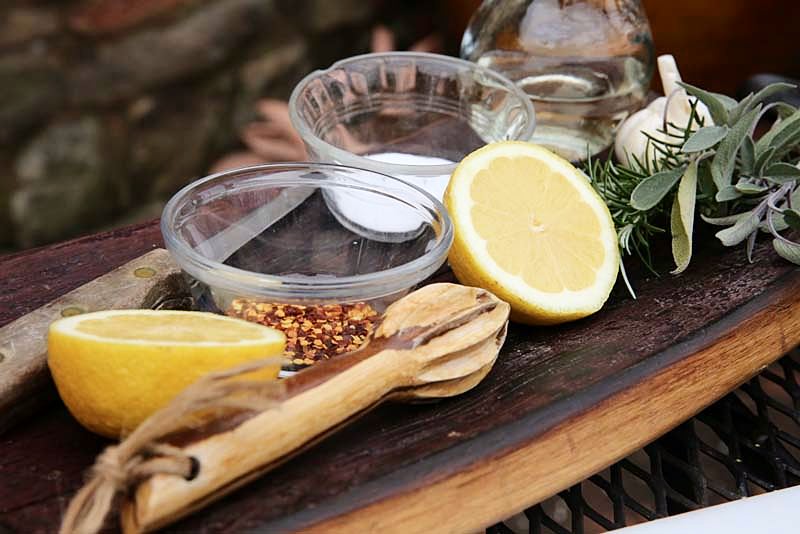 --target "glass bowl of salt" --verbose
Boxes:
[288,51,536,203]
